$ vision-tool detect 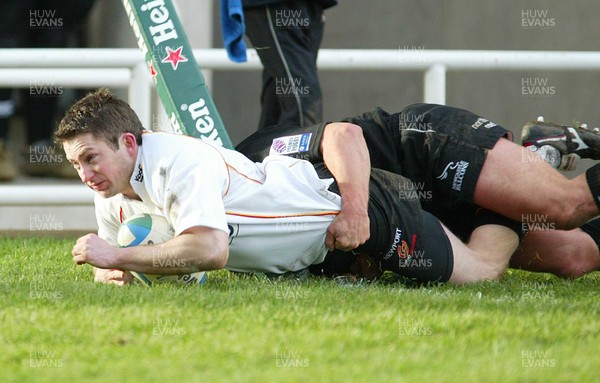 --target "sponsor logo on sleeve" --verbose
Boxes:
[269,133,312,156]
